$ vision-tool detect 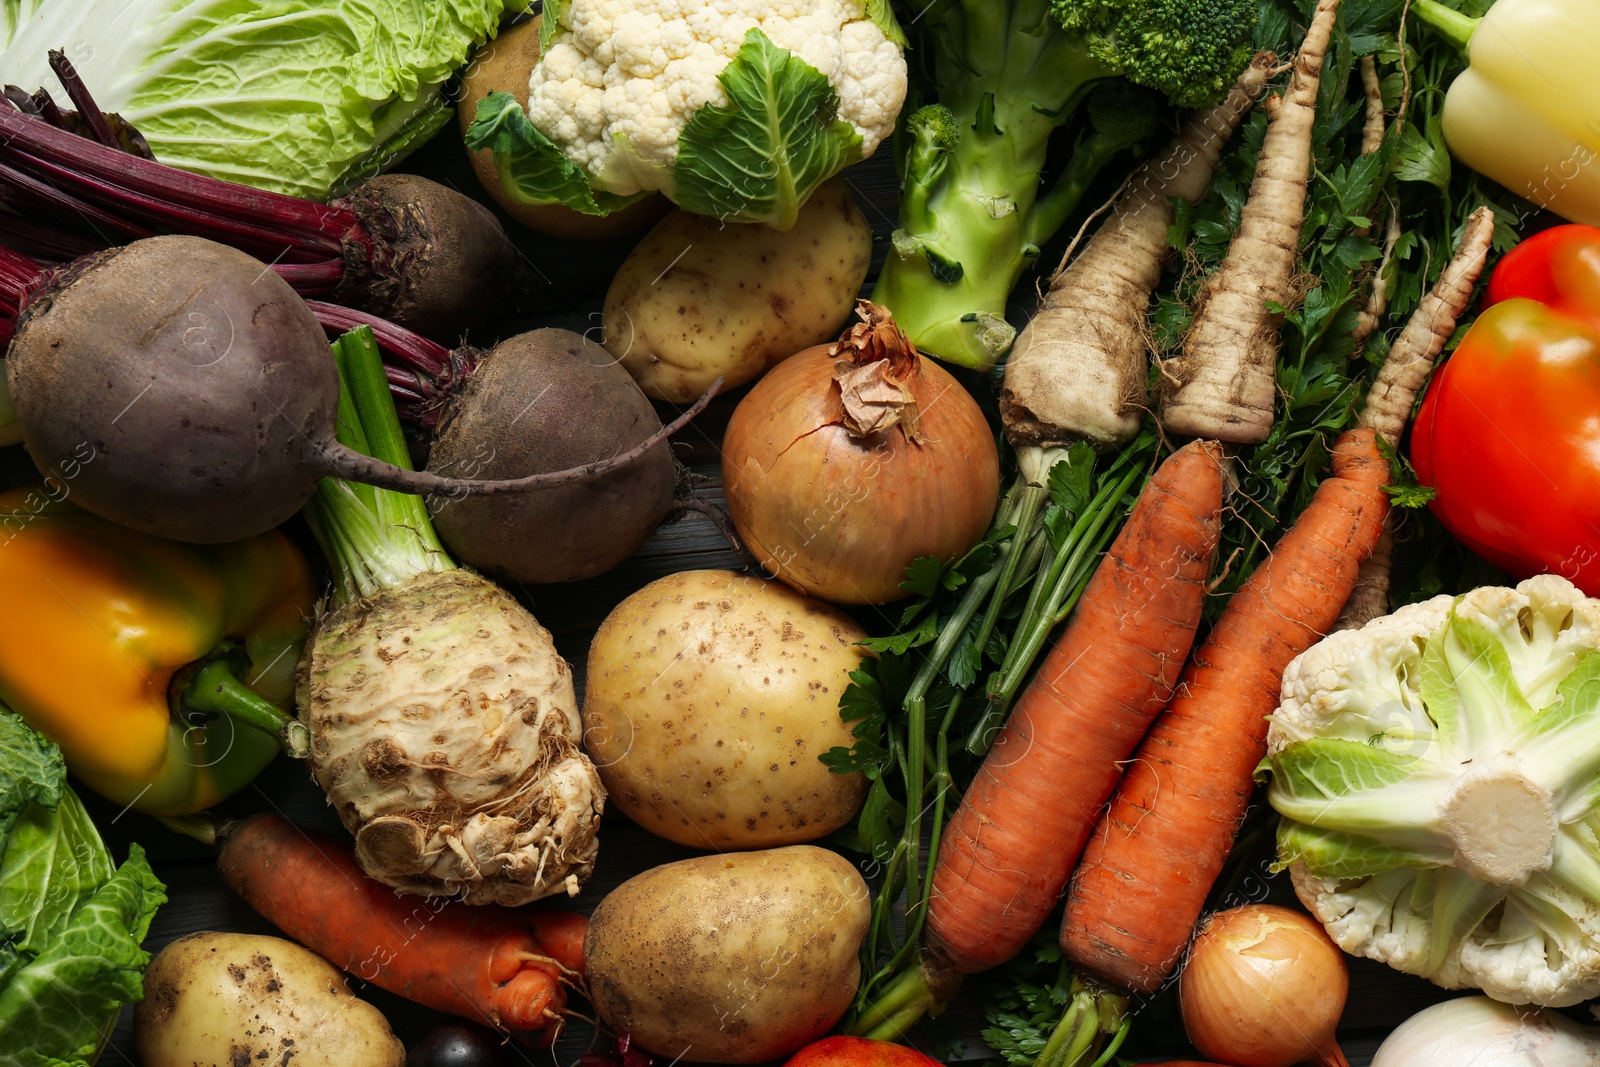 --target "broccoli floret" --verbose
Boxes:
[1052,0,1259,110]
